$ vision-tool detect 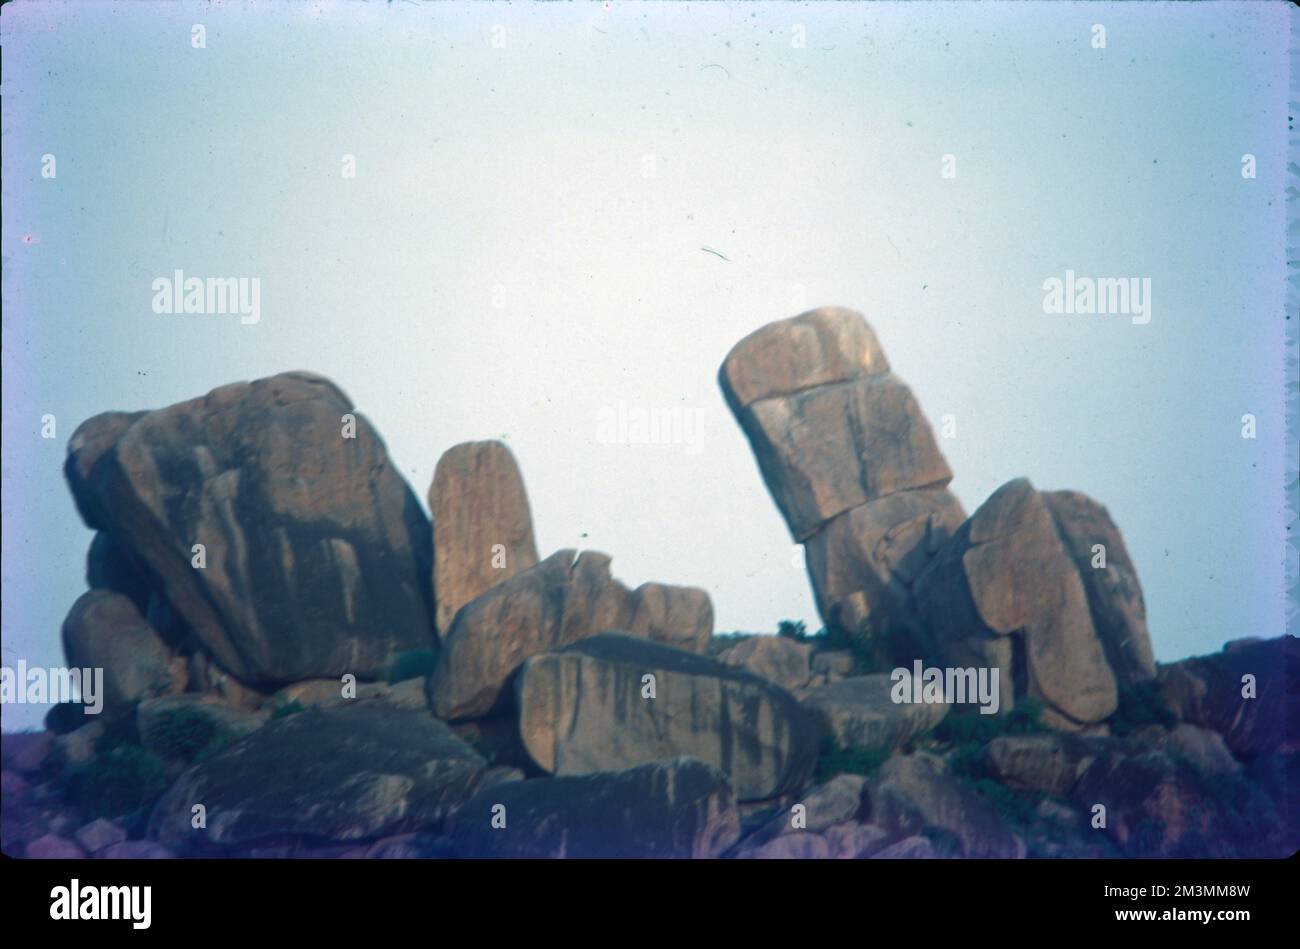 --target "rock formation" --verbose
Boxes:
[719,307,965,656]
[429,440,539,639]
